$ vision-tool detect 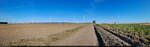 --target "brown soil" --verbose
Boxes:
[143,24,150,25]
[0,23,86,41]
[52,24,98,46]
